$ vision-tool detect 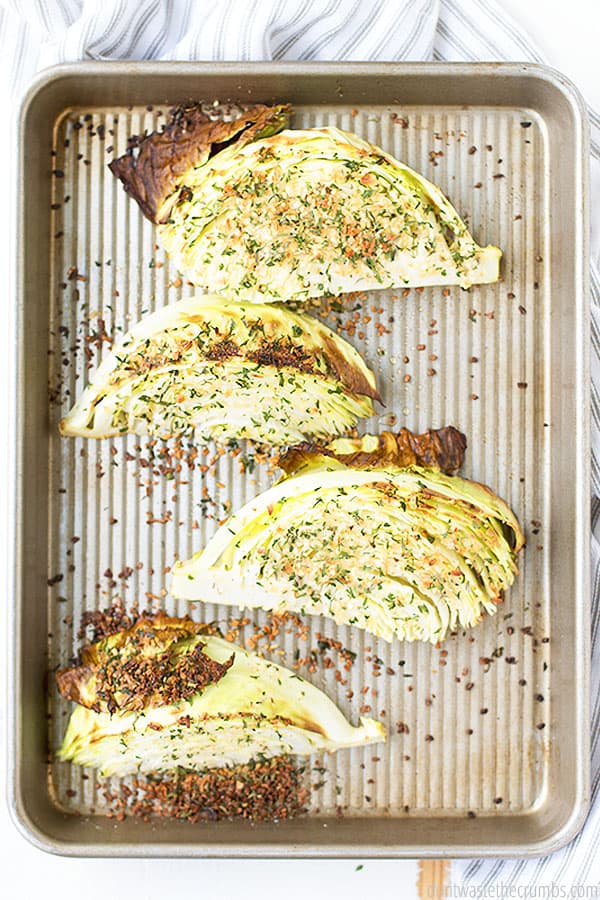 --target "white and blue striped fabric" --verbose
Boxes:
[1,0,598,887]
